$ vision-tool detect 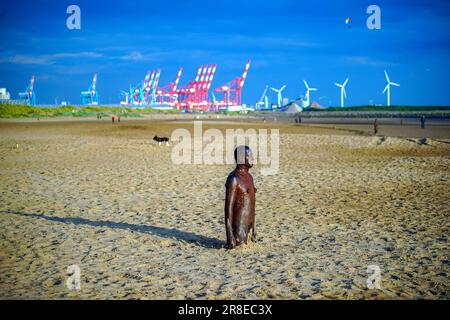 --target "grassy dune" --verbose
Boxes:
[0,104,181,118]
[2,104,450,119]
